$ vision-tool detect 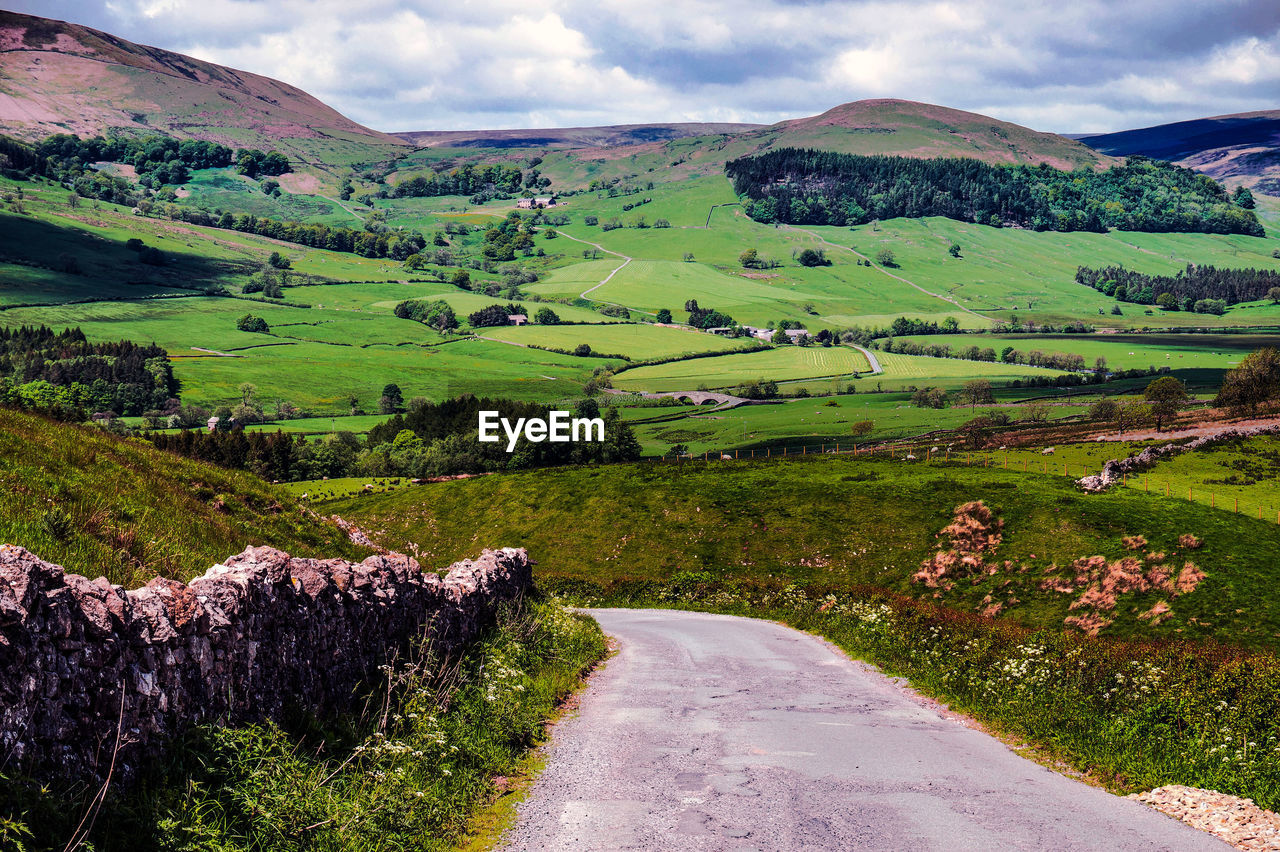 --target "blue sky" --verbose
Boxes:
[12,0,1280,133]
